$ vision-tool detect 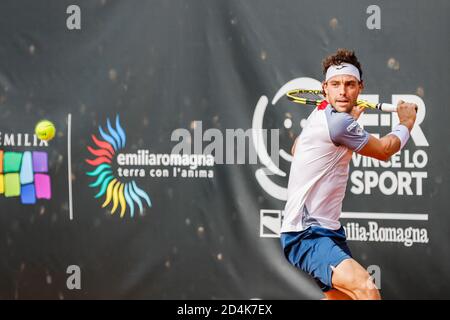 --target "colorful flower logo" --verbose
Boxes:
[86,115,151,218]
